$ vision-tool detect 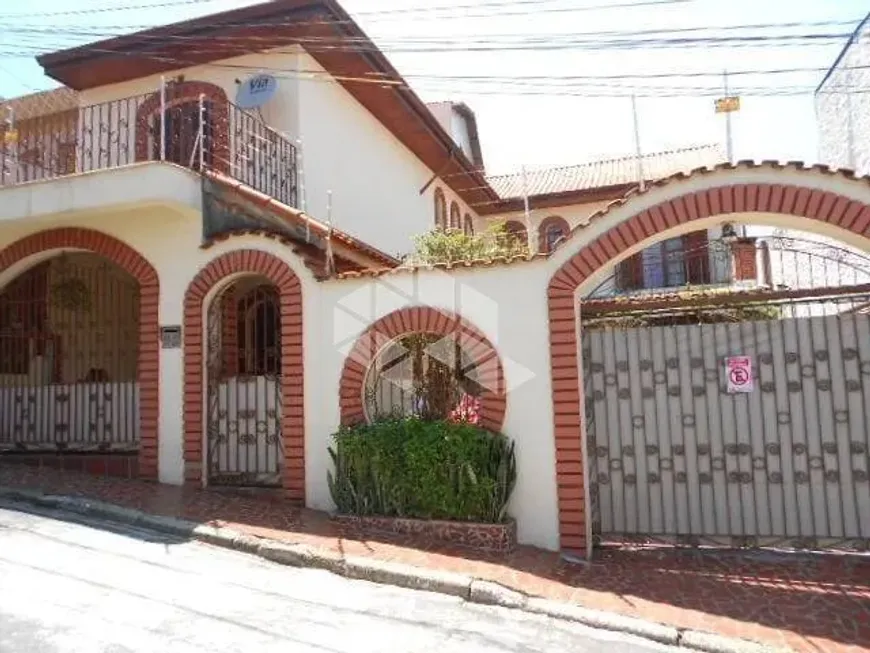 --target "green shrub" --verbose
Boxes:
[406,222,528,265]
[327,417,517,523]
